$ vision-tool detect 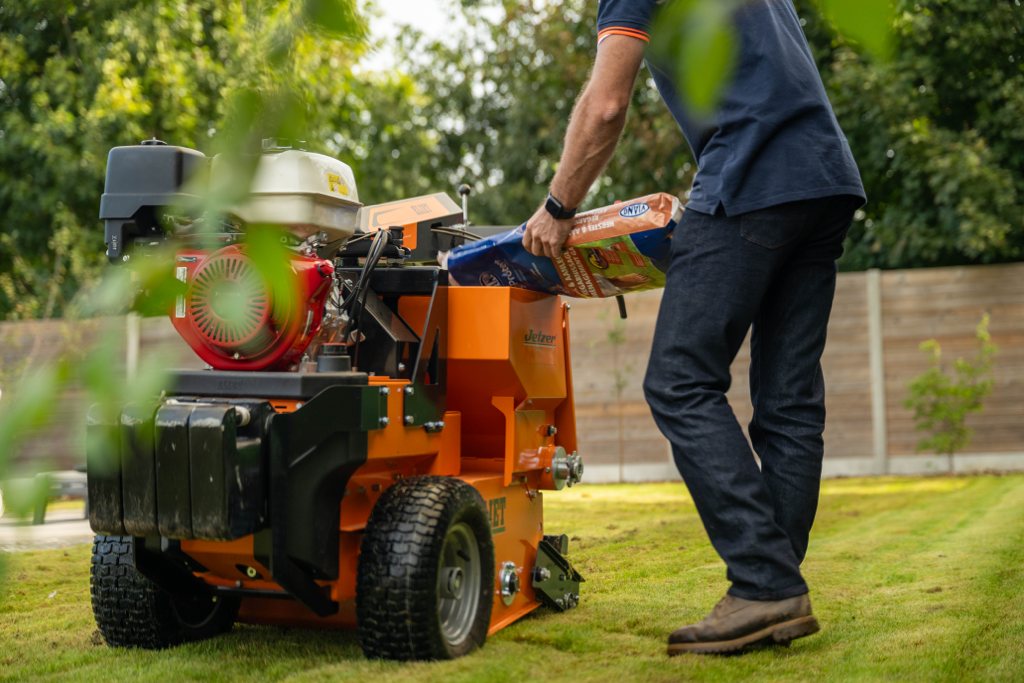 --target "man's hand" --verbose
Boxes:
[523,205,574,260]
